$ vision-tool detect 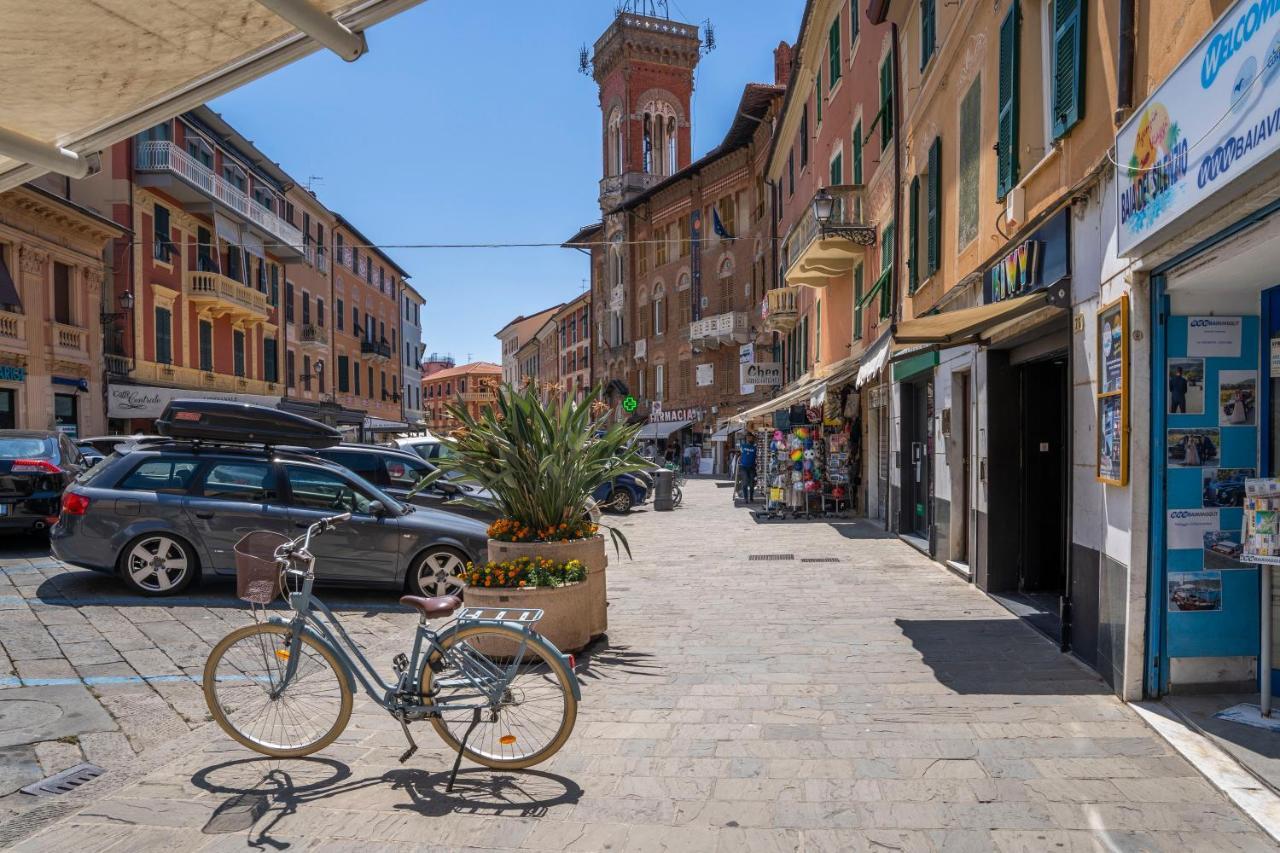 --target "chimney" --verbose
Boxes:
[774,41,794,87]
